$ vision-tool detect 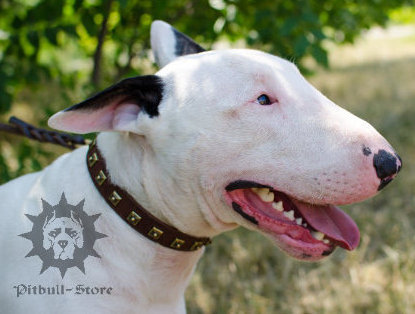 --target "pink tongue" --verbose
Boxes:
[294,202,360,250]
